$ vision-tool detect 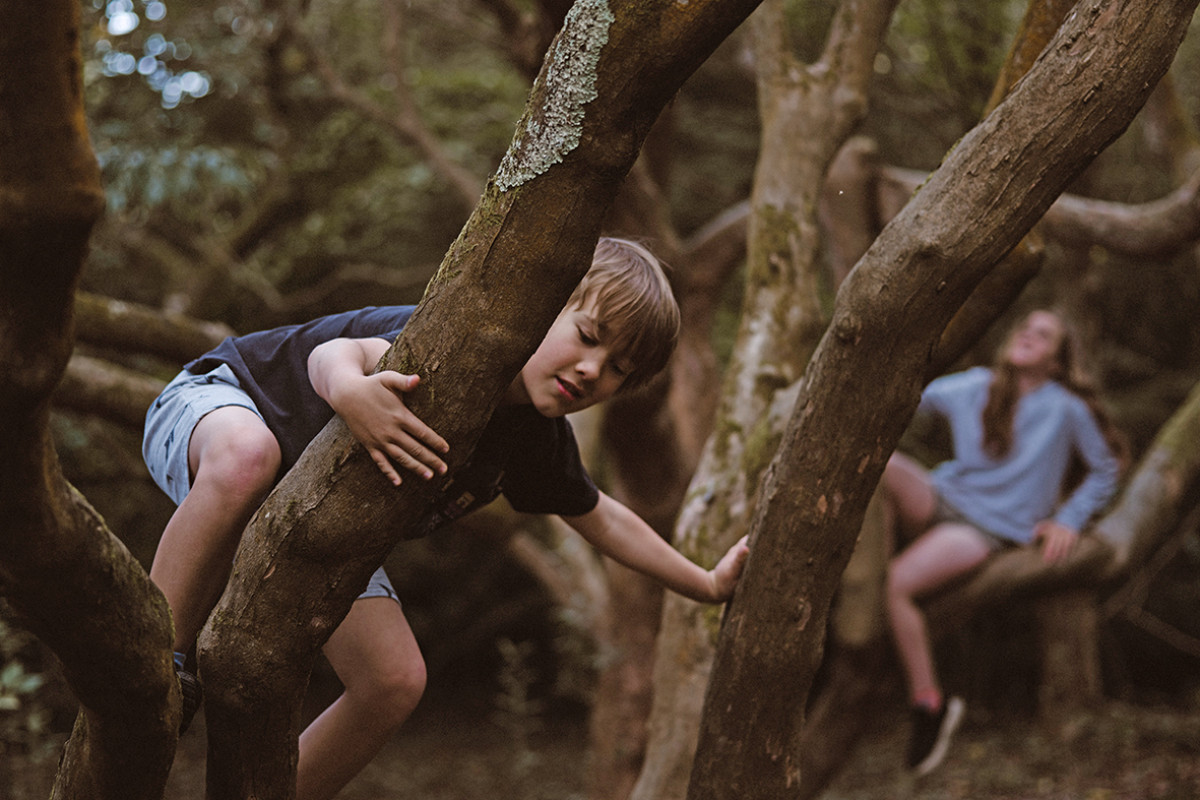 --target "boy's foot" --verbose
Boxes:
[906,695,964,776]
[177,668,203,735]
